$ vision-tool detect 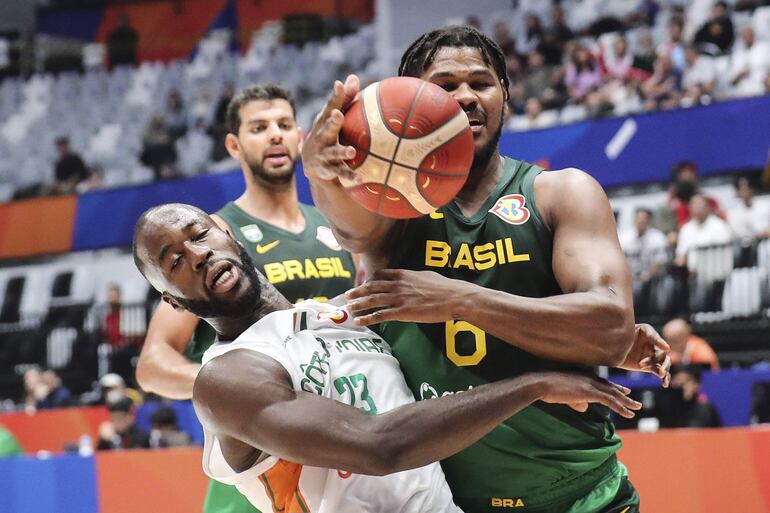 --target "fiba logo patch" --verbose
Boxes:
[317,309,349,324]
[239,224,264,243]
[419,382,439,400]
[489,194,530,225]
